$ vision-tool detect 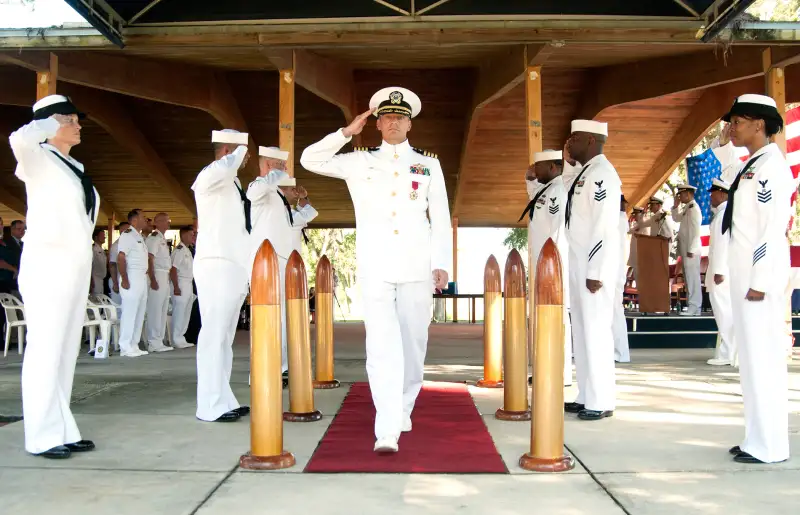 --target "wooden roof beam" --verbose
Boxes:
[0,188,26,217]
